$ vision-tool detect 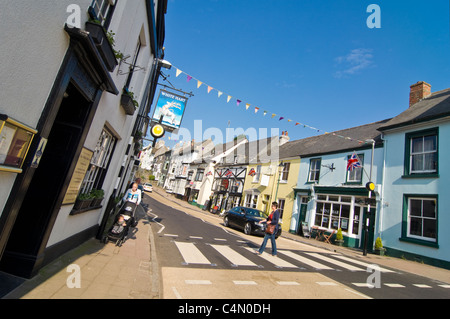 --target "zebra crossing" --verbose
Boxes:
[172,239,392,273]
